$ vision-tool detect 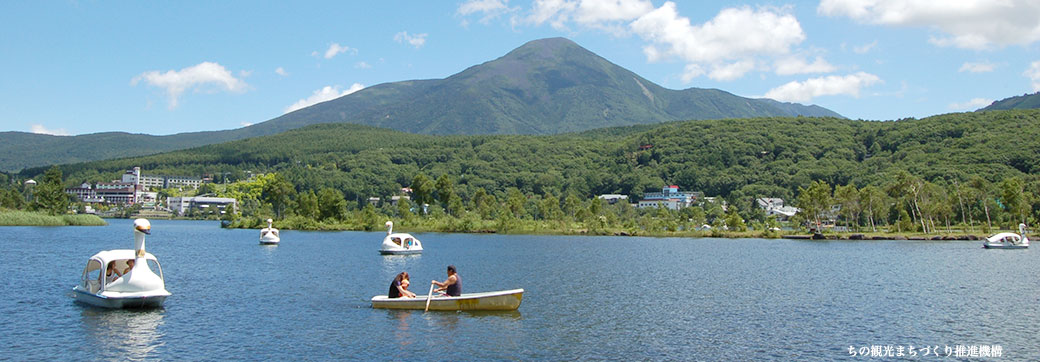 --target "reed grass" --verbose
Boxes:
[0,210,107,226]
